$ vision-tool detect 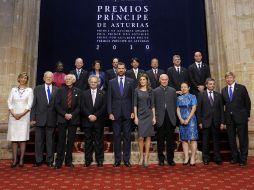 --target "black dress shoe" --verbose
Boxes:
[168,161,176,166]
[47,163,54,167]
[203,161,209,165]
[54,164,62,169]
[239,162,247,167]
[65,163,74,168]
[113,162,121,167]
[183,158,190,166]
[84,162,92,167]
[230,160,239,164]
[215,161,222,165]
[124,162,132,167]
[159,161,164,166]
[97,162,103,167]
[33,162,42,167]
